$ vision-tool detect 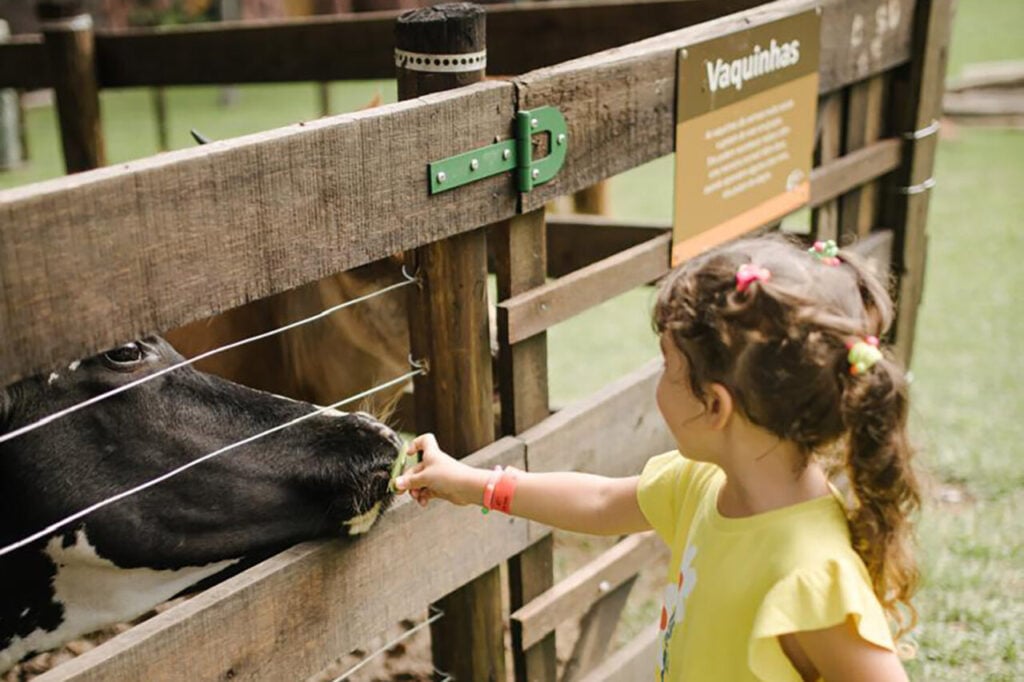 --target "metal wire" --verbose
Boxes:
[0,367,424,559]
[0,274,418,446]
[331,606,446,682]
